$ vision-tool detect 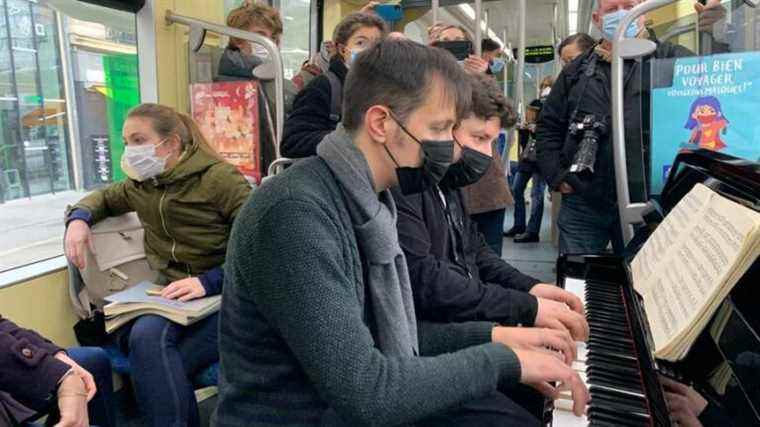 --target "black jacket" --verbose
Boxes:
[536,40,692,210]
[516,128,539,174]
[393,185,540,326]
[281,57,348,158]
